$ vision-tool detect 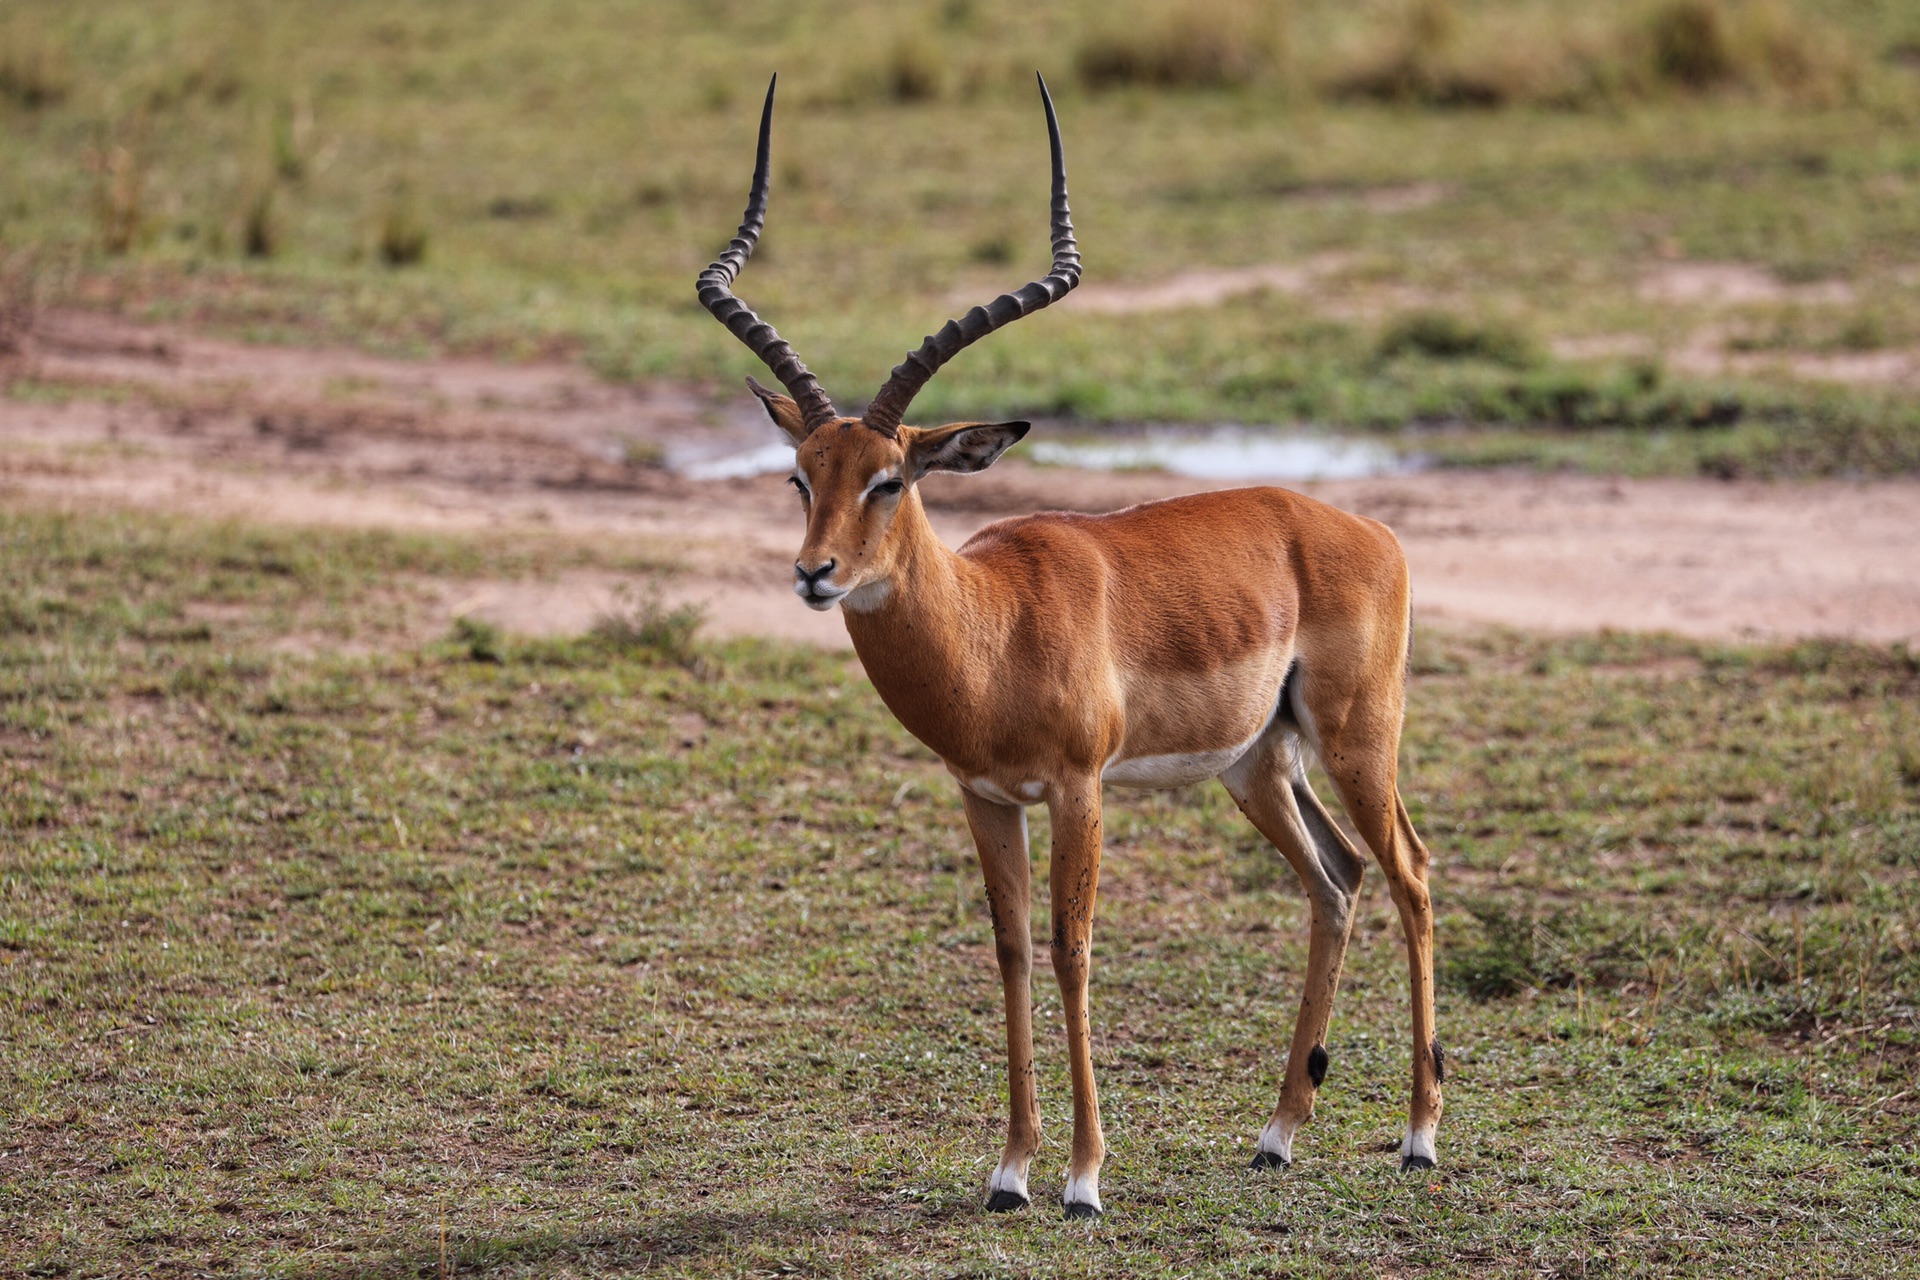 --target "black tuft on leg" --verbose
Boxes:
[1400,1153,1436,1173]
[1248,1149,1291,1171]
[1307,1044,1329,1088]
[986,1189,1030,1213]
[1431,1038,1446,1084]
[1064,1201,1103,1221]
